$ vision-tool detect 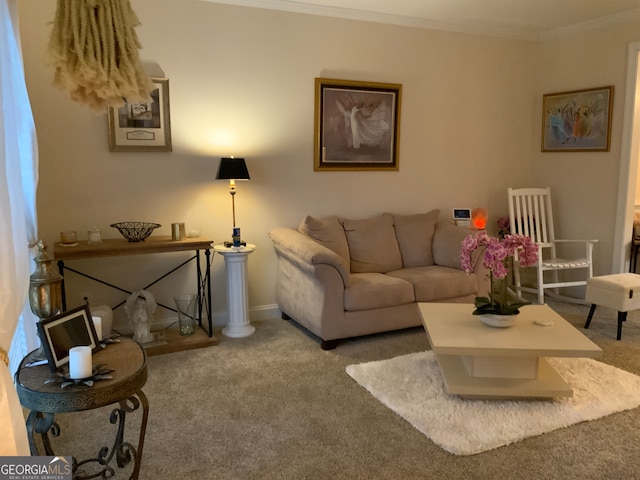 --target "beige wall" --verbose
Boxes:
[535,21,640,278]
[21,0,636,330]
